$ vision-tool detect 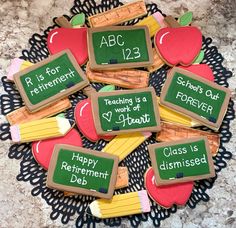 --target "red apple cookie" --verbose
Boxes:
[47,27,88,65]
[155,26,202,66]
[32,129,82,170]
[74,99,113,142]
[179,64,214,81]
[144,167,193,208]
